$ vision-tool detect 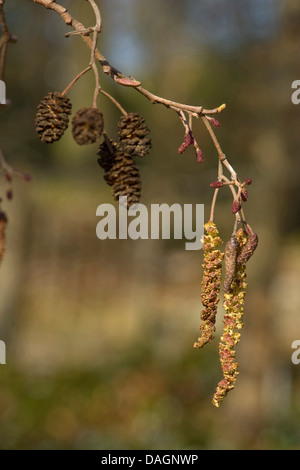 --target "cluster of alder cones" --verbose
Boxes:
[35,91,151,208]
